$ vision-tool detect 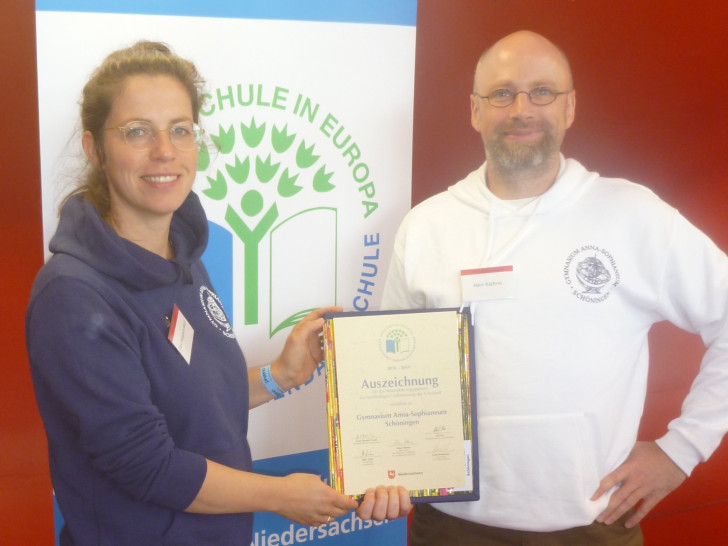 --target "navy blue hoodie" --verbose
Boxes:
[26,192,254,545]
